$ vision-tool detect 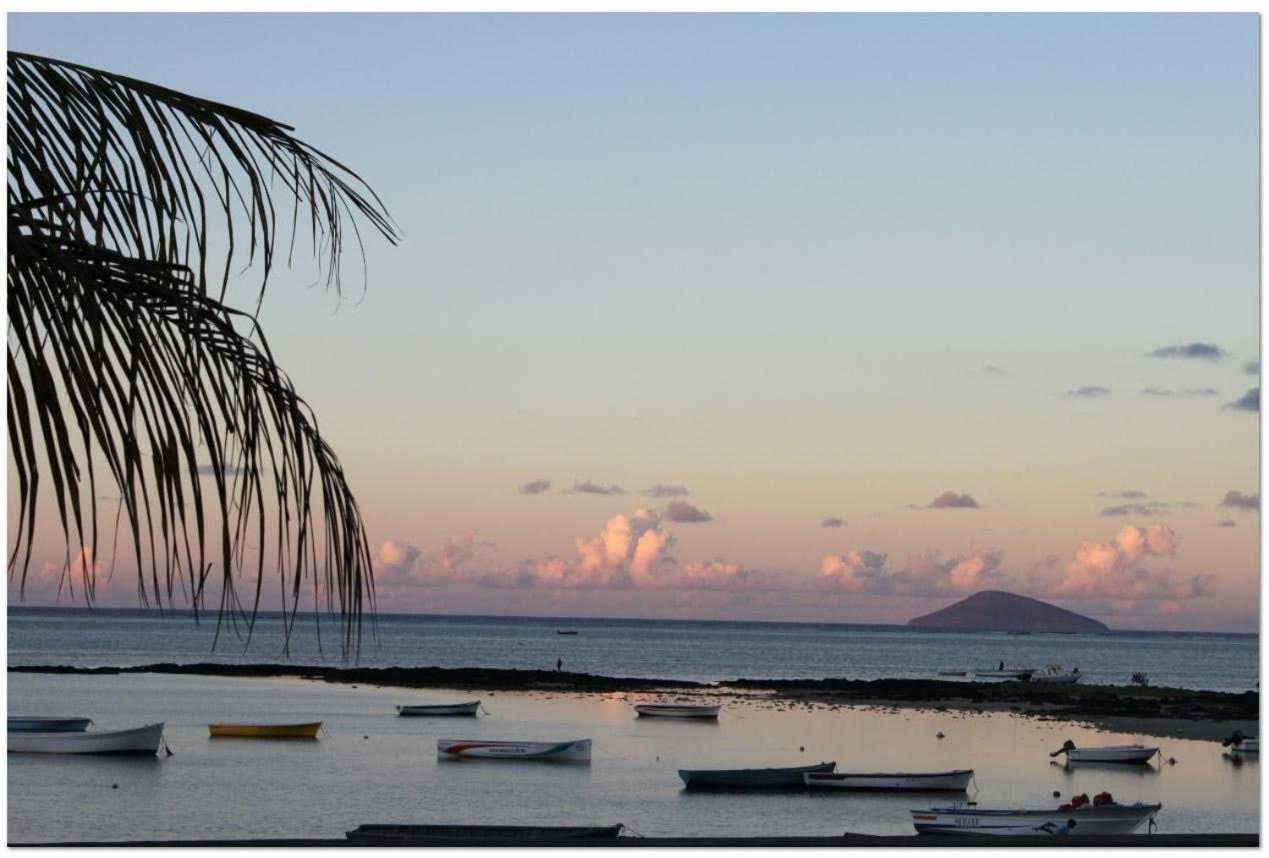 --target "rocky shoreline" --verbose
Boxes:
[11,662,1257,741]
